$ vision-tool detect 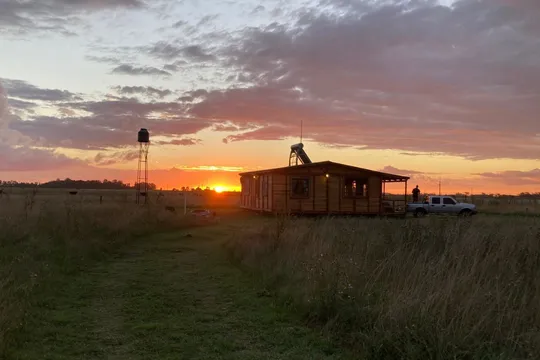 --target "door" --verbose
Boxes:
[429,196,444,213]
[442,196,459,214]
